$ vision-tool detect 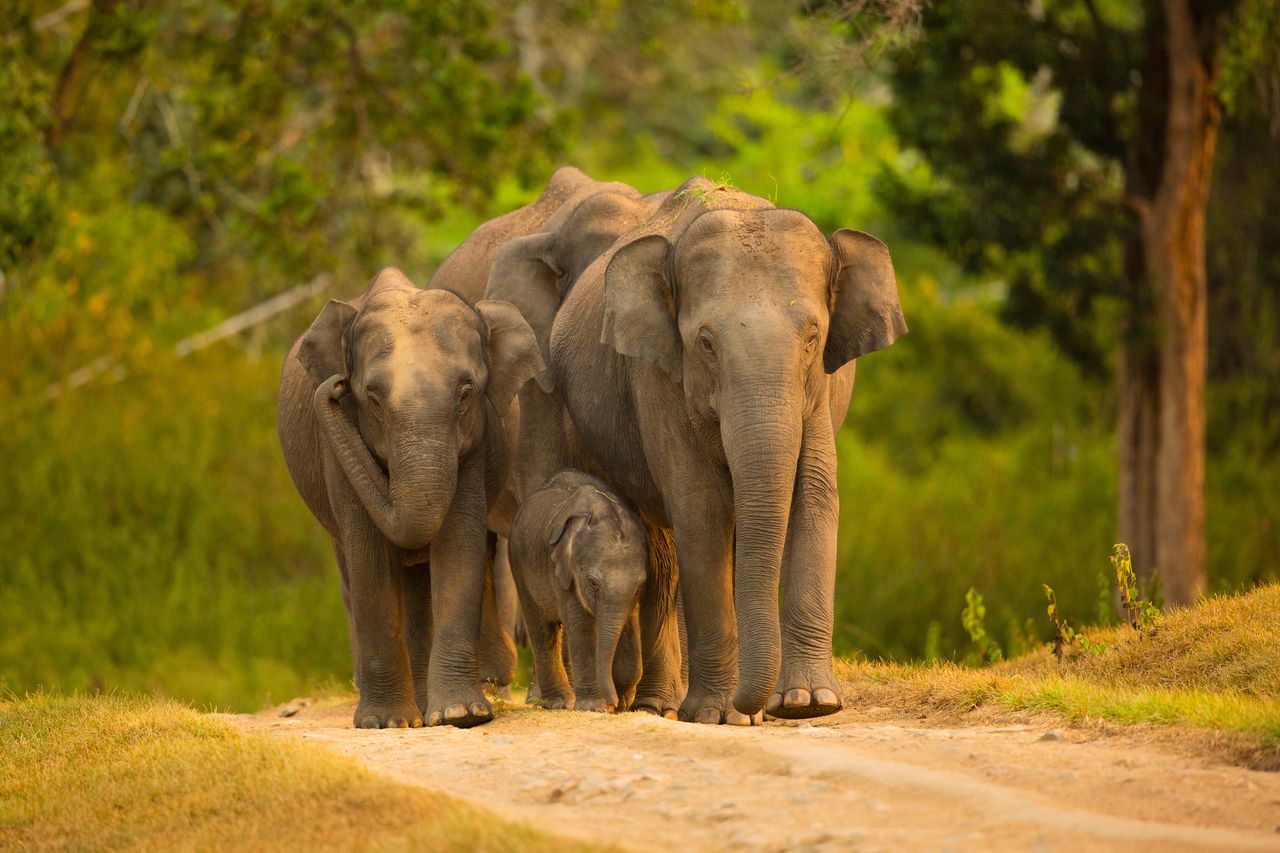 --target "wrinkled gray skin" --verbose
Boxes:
[278,268,543,728]
[509,470,646,712]
[483,171,686,716]
[550,178,907,724]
